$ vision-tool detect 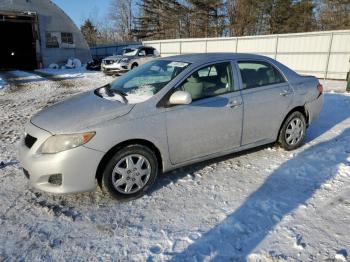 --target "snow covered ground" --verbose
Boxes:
[0,70,349,261]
